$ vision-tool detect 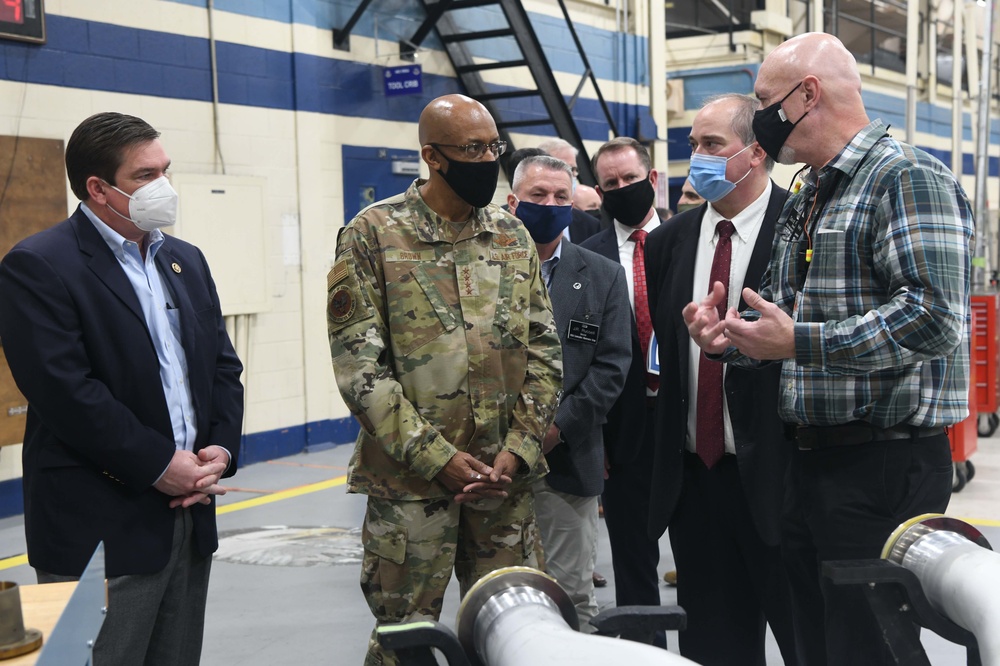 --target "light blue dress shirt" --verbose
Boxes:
[81,203,197,453]
[540,238,563,290]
